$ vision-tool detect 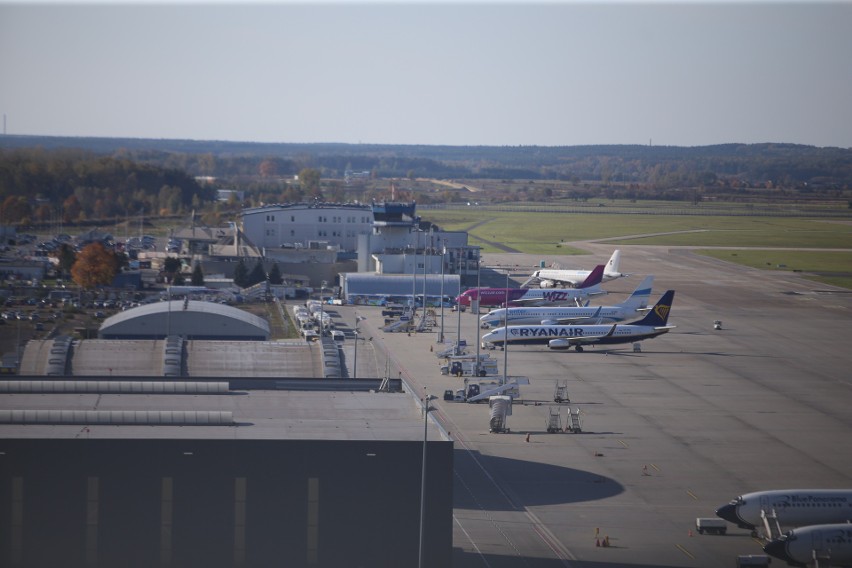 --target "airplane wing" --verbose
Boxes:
[552,306,603,325]
[565,323,618,344]
[509,298,552,306]
[552,316,593,325]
